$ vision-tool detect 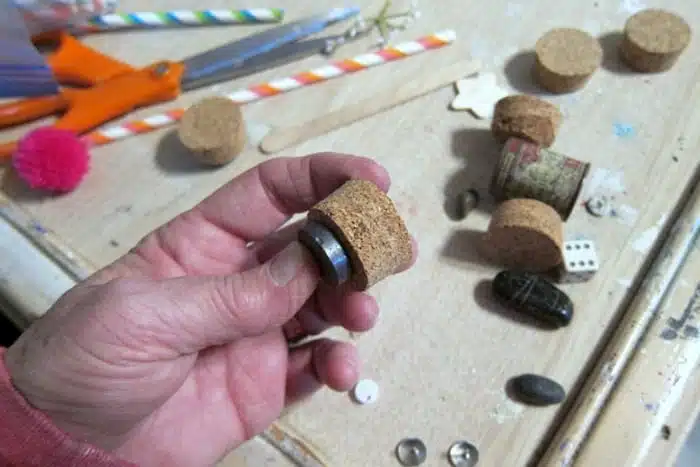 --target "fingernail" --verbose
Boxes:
[269,242,312,286]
